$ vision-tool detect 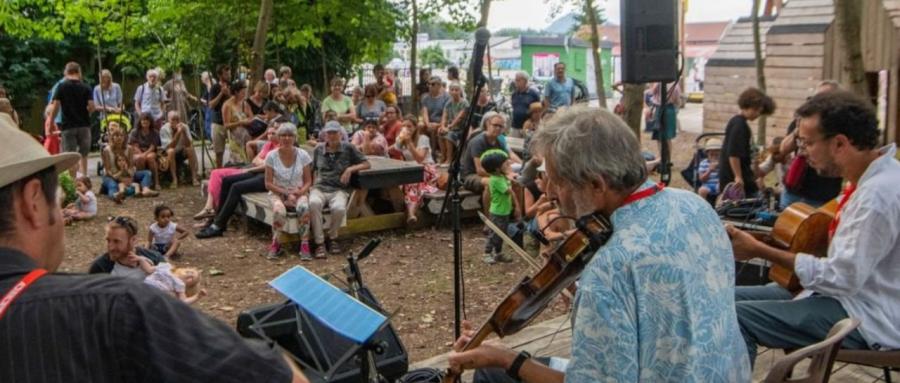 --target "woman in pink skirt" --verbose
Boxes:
[193,127,279,220]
